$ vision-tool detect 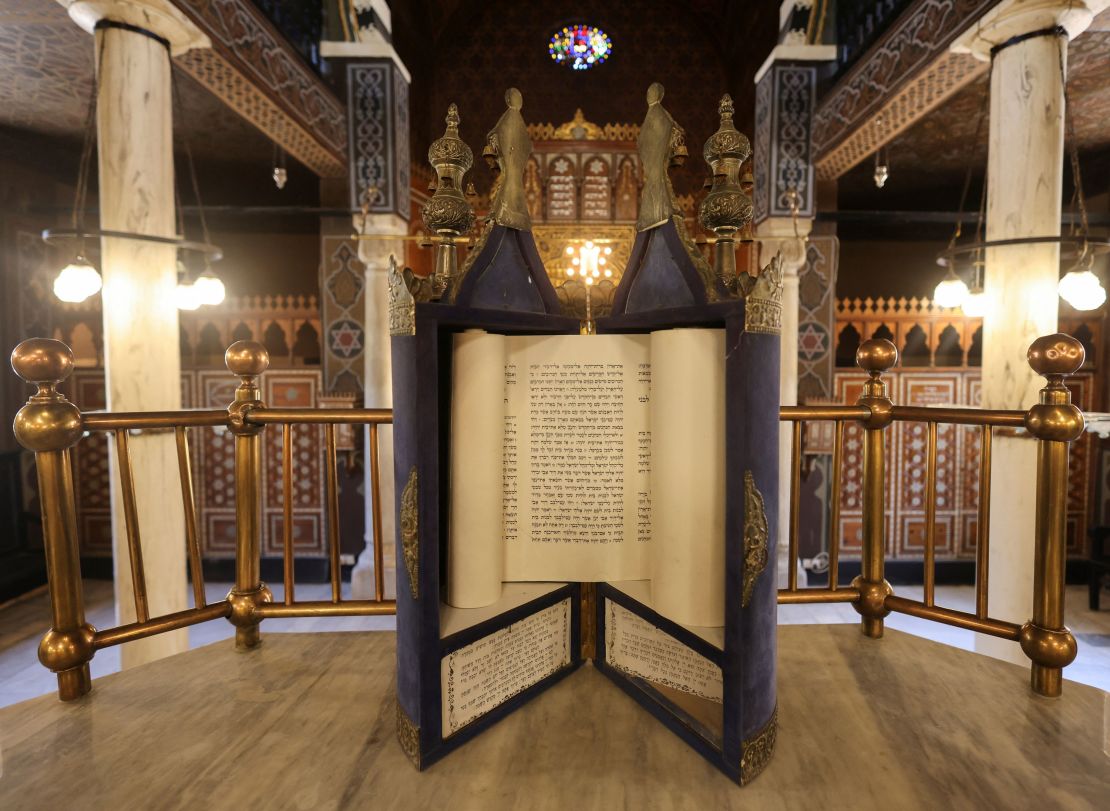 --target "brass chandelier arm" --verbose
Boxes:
[42,228,224,262]
[936,235,1110,267]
